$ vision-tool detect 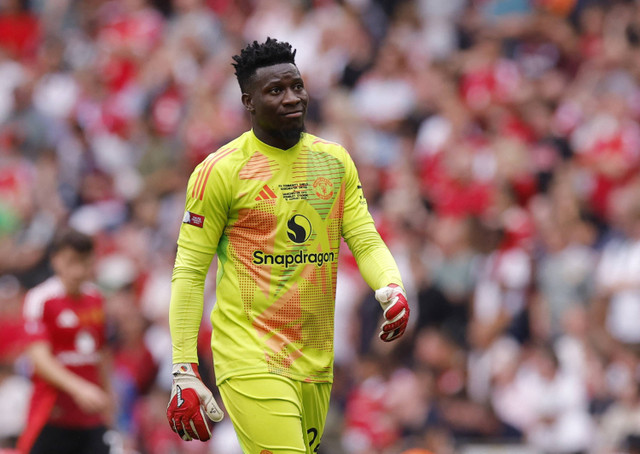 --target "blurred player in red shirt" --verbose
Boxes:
[18,229,112,454]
